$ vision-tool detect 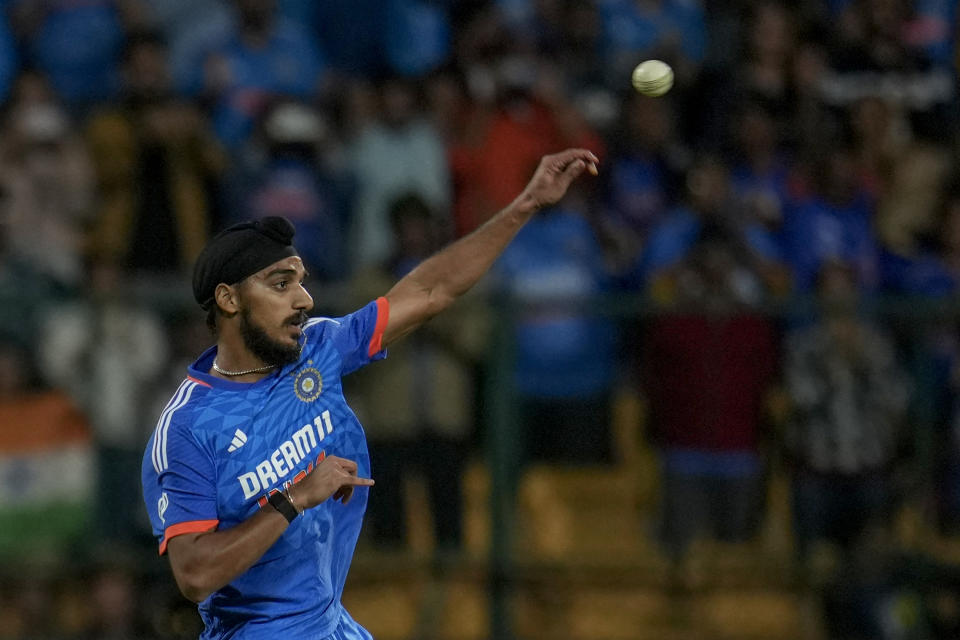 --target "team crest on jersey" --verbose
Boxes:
[294,365,322,402]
